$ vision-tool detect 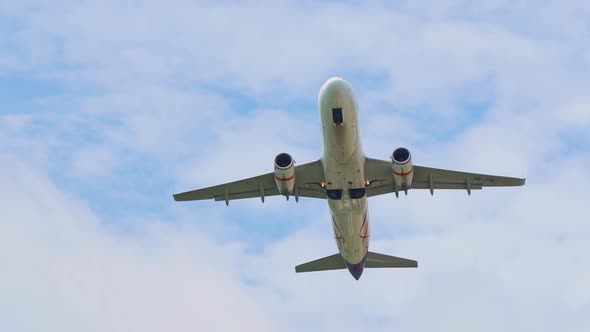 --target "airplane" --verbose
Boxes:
[173,77,526,280]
